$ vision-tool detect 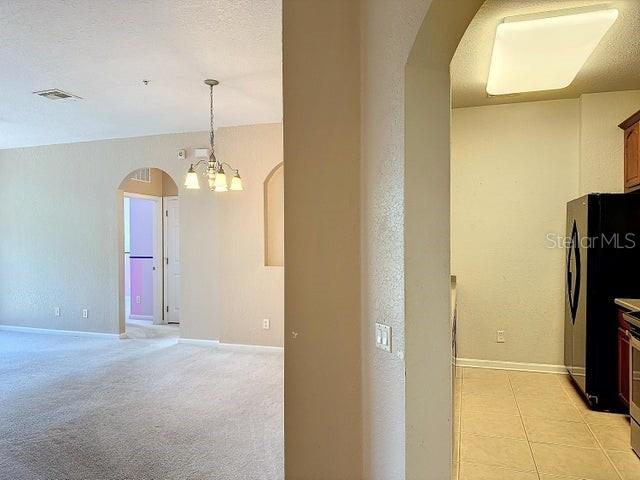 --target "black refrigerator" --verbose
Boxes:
[565,193,640,412]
